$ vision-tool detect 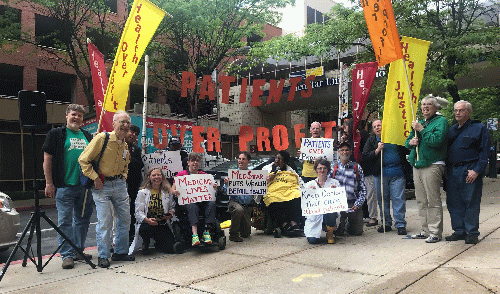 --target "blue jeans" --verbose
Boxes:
[375,175,406,228]
[446,165,482,236]
[92,179,130,259]
[55,186,93,259]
